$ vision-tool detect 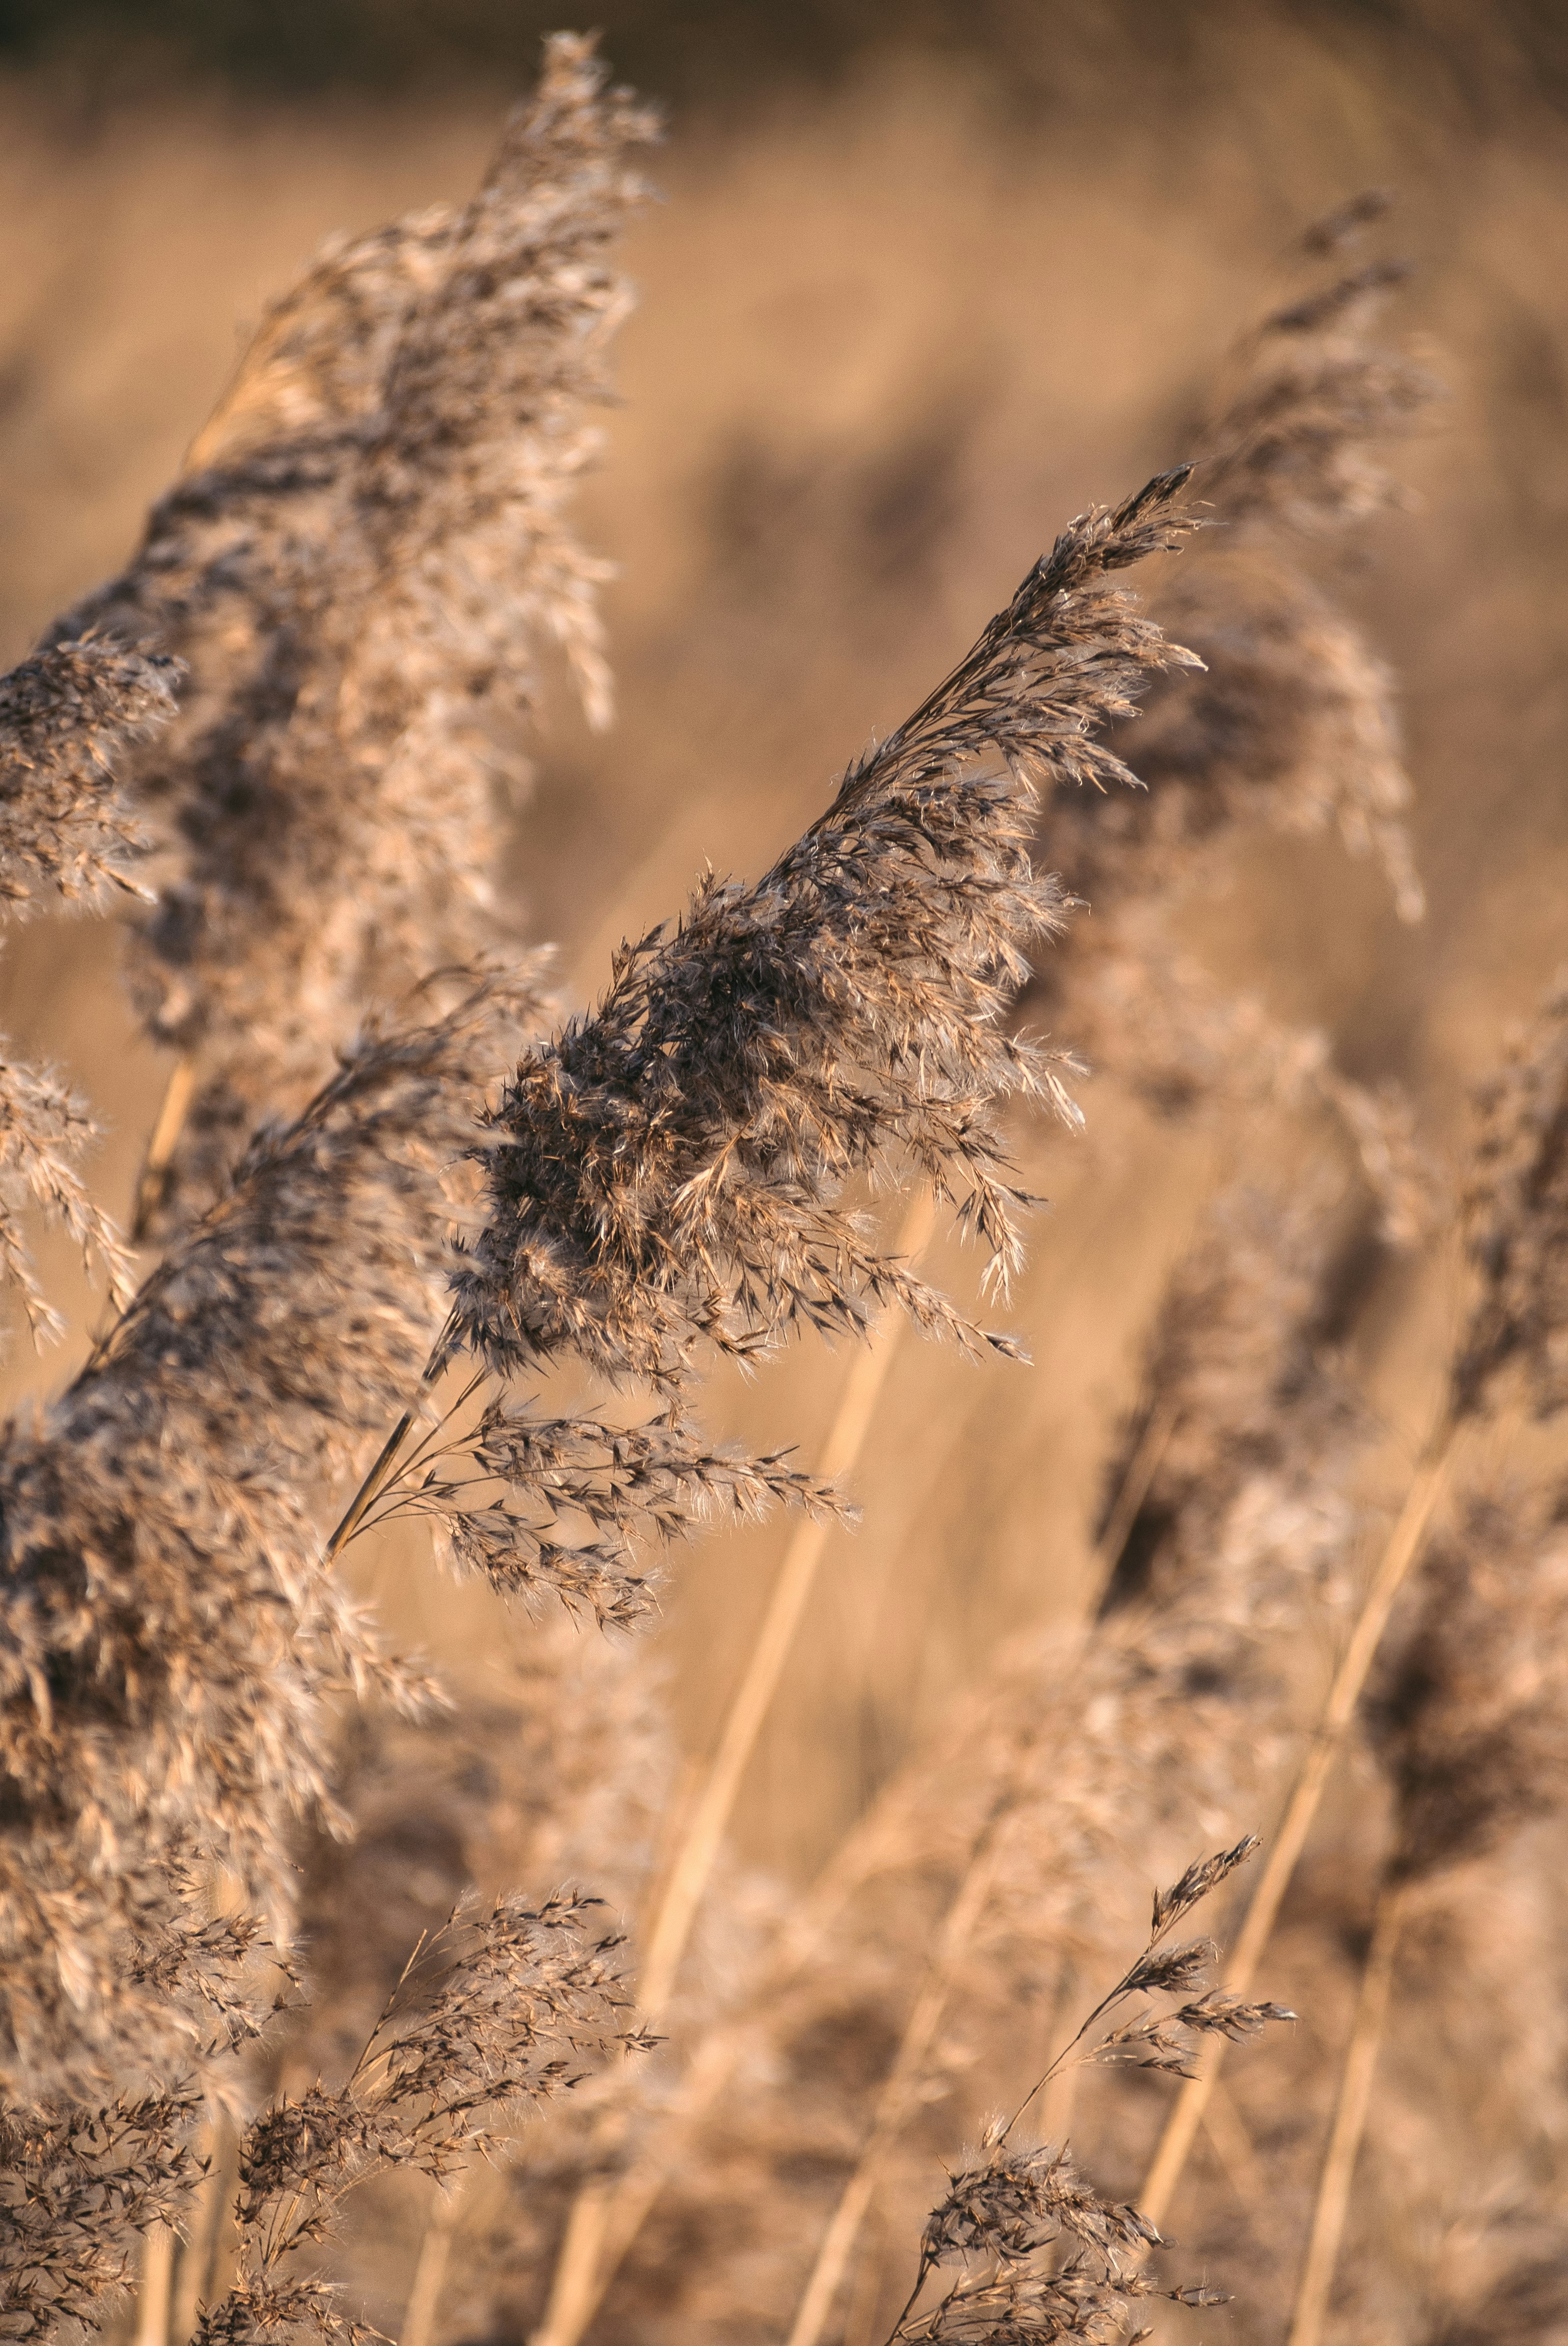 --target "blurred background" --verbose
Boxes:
[5,7,1568,2342]
[3,0,1566,1870]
